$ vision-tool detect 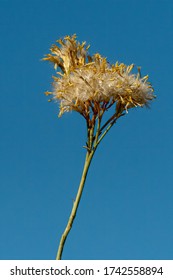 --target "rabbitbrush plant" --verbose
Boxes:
[43,34,155,260]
